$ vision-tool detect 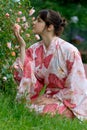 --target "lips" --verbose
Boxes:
[32,26,35,29]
